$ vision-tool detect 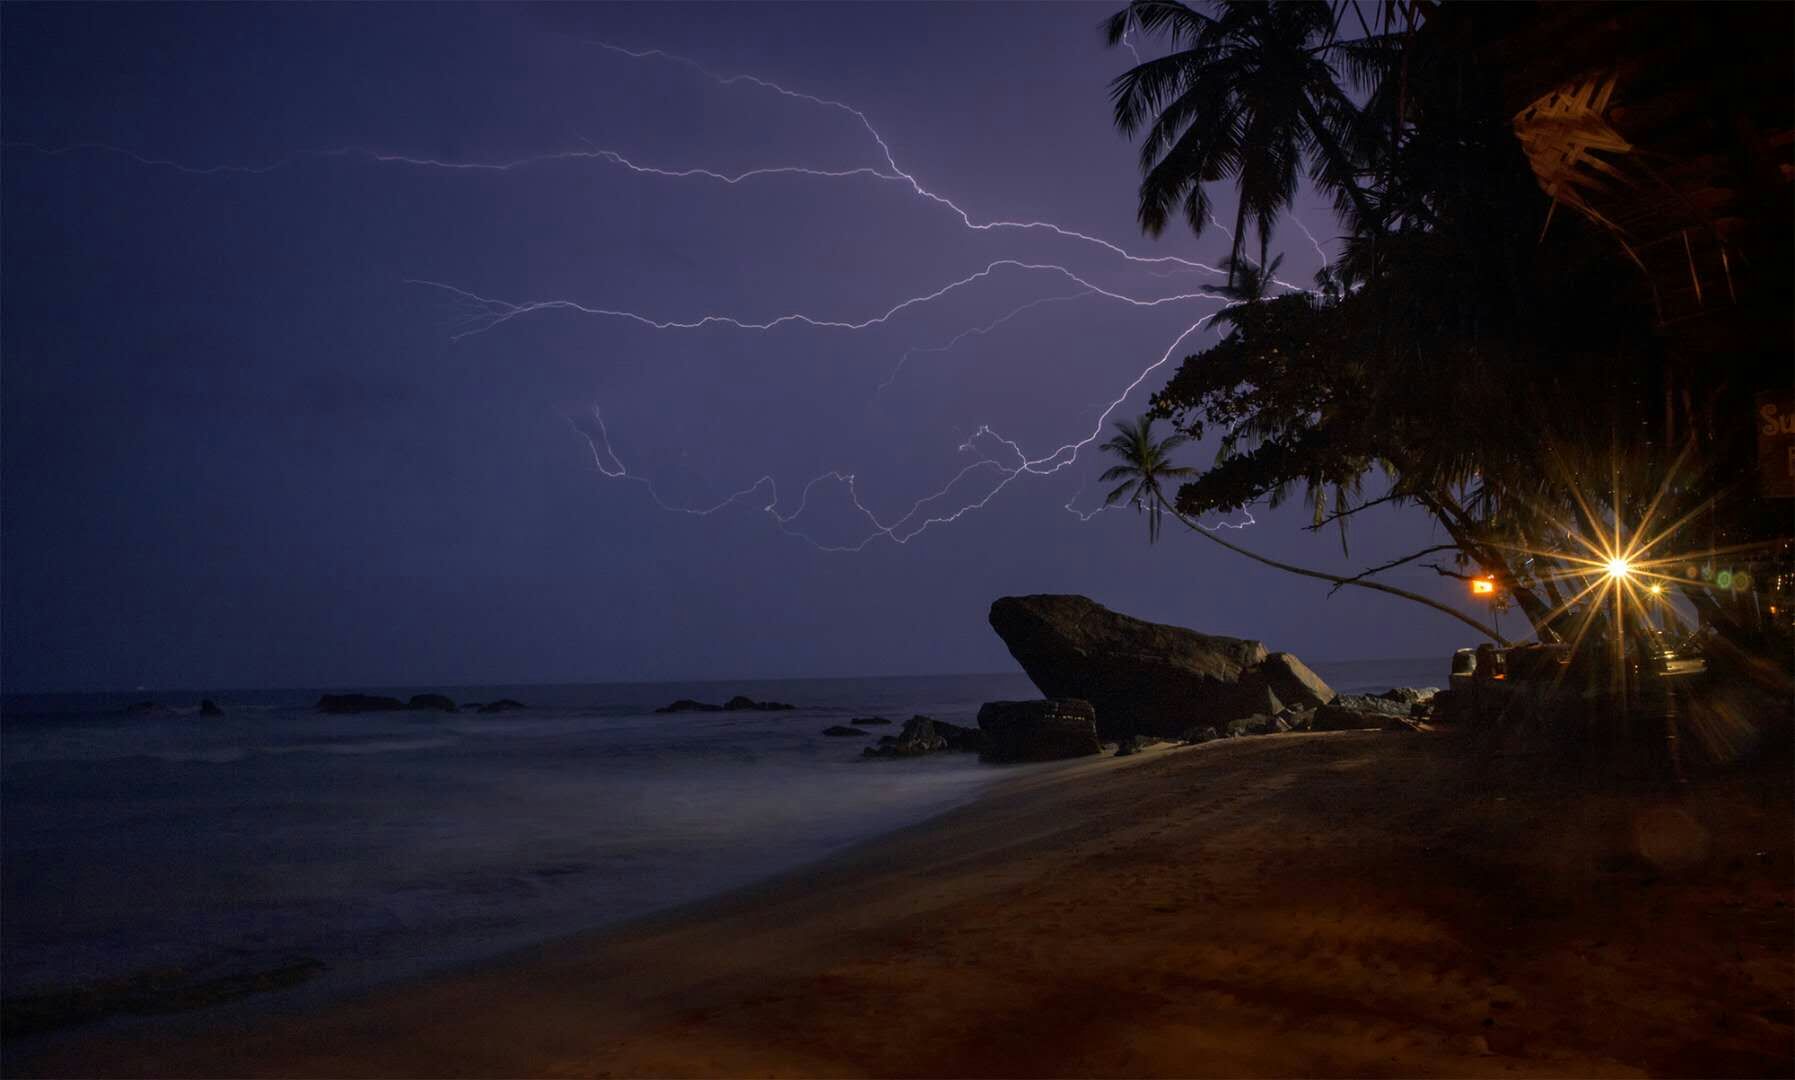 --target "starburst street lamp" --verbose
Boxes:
[1606,557,1633,579]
